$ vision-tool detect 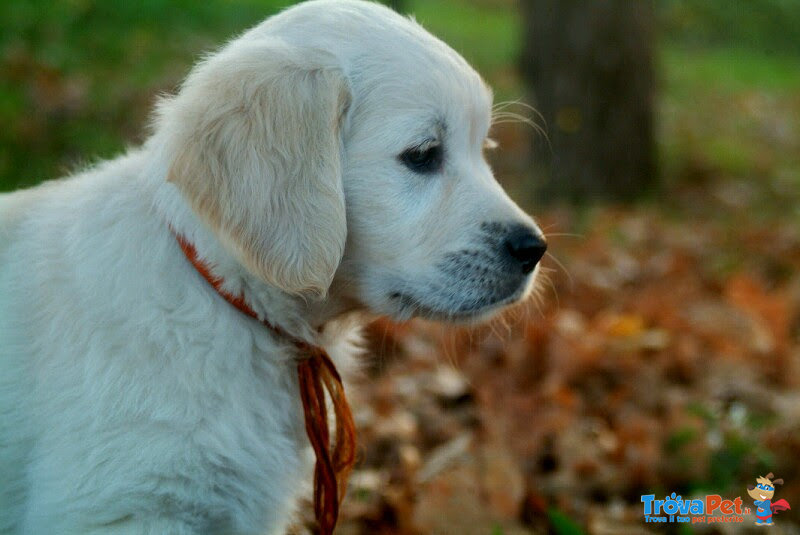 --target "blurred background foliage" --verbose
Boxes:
[2,1,799,533]
[2,0,800,201]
